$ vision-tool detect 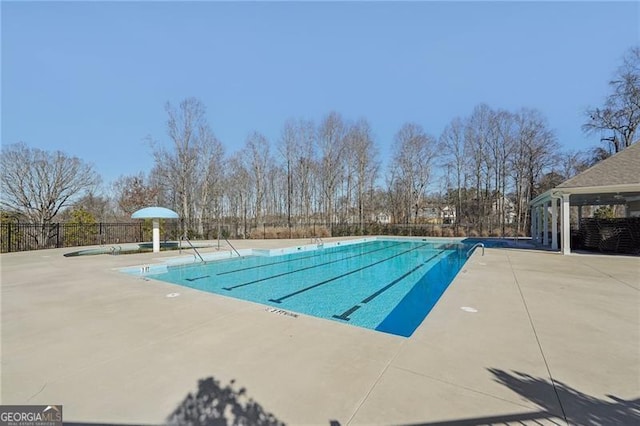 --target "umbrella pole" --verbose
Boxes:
[153,219,160,253]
